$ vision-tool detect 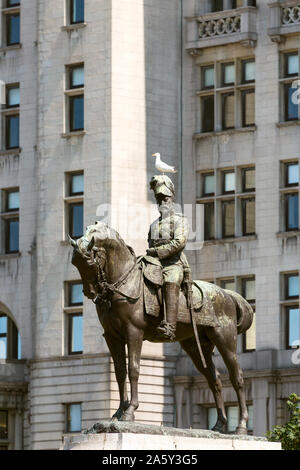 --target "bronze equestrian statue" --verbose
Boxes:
[69,175,254,435]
